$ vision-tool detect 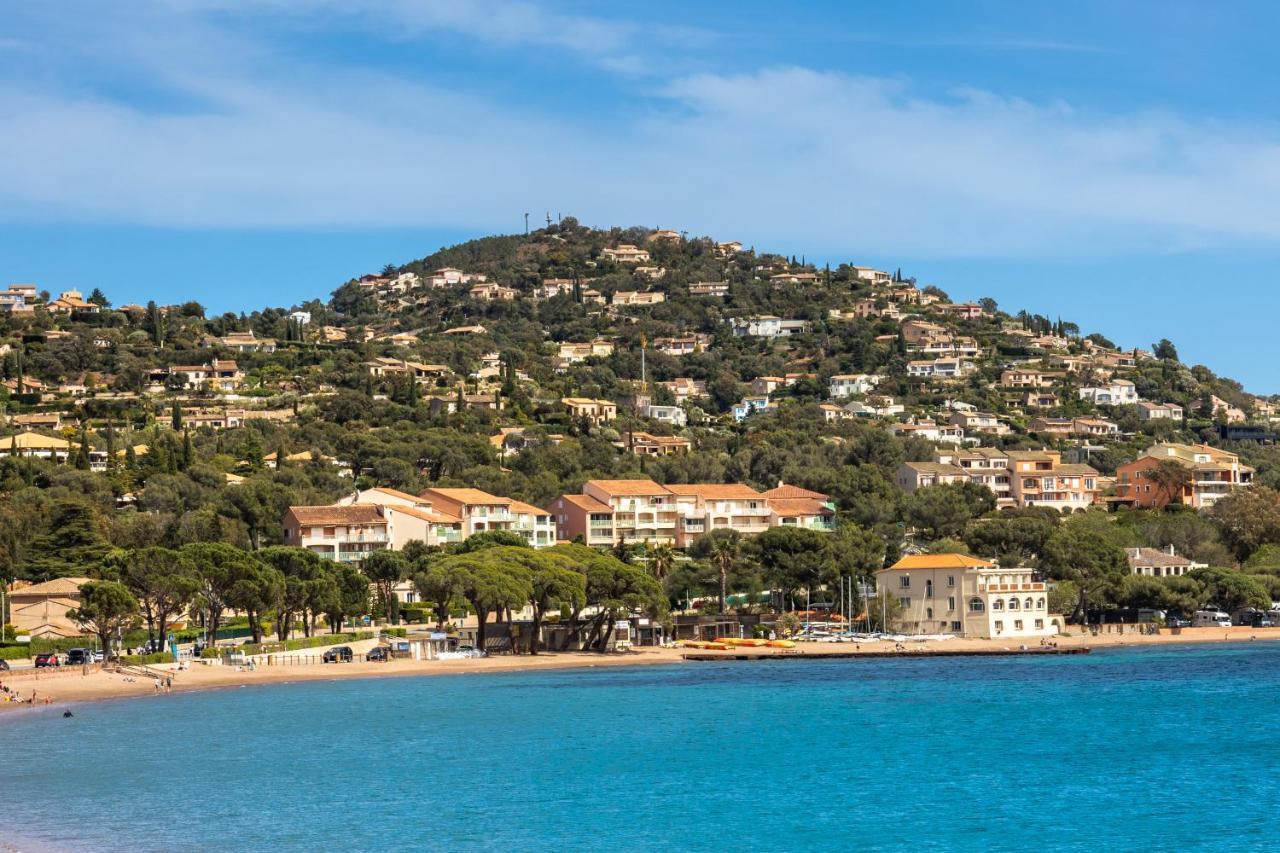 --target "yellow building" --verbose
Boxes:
[875,554,1058,639]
